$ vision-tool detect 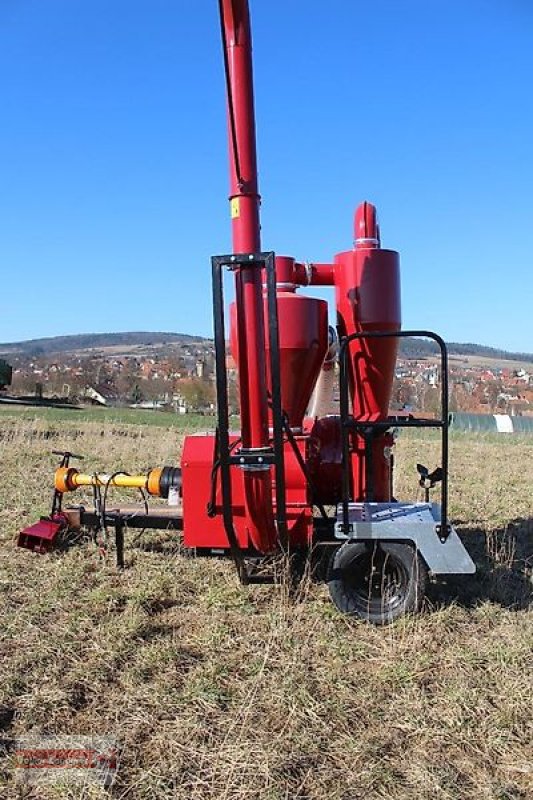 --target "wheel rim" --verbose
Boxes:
[342,546,411,614]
